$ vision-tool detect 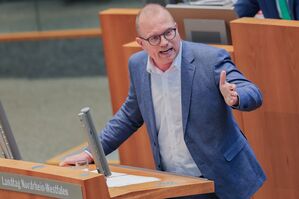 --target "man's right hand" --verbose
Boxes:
[59,151,93,167]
